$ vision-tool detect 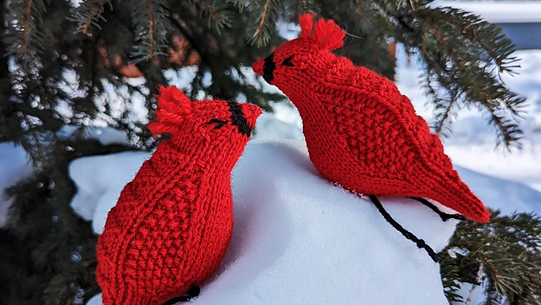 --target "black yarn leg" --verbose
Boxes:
[409,197,465,222]
[368,195,439,263]
[162,286,201,305]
